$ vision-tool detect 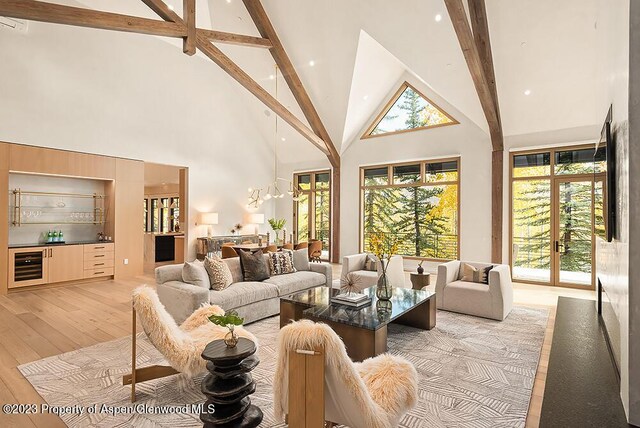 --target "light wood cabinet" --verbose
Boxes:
[48,245,84,283]
[83,243,114,279]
